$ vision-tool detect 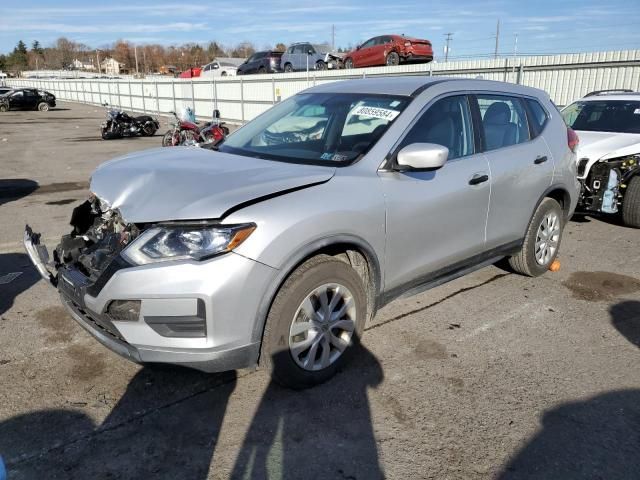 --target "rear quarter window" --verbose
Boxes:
[525,98,549,137]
